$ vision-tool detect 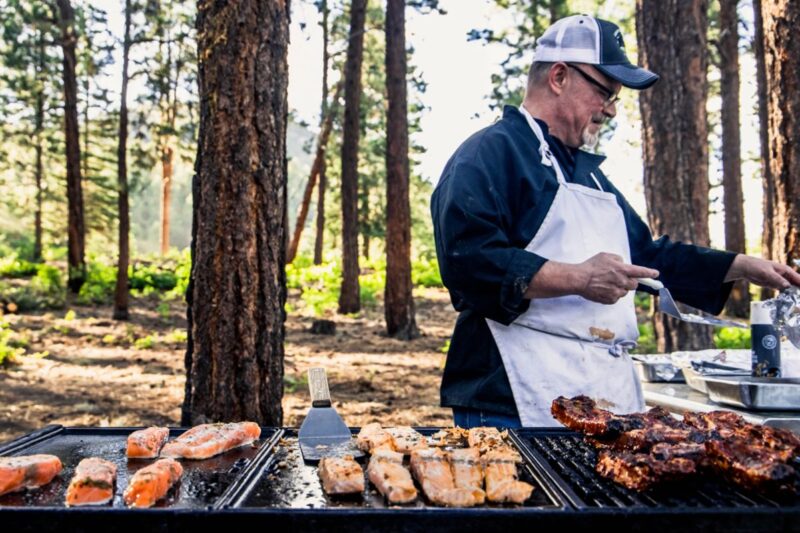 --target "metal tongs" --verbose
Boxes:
[638,278,747,328]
